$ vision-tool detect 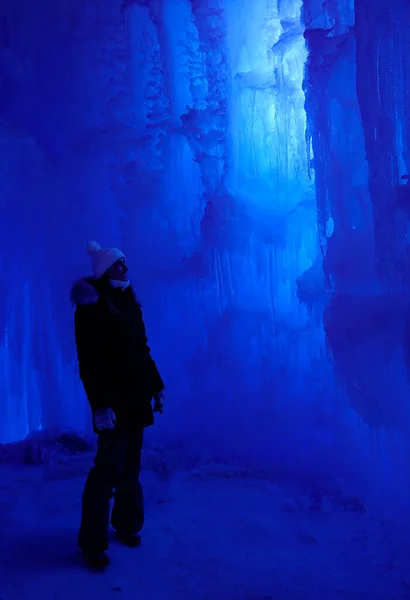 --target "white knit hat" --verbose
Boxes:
[87,241,126,279]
